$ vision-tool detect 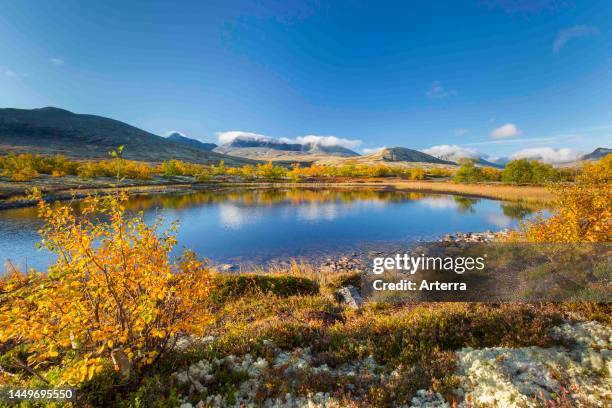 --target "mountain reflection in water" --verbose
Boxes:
[0,188,546,272]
